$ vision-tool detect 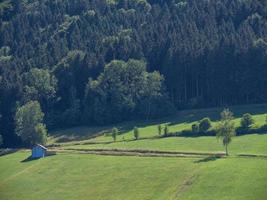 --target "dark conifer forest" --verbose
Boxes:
[0,0,267,146]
